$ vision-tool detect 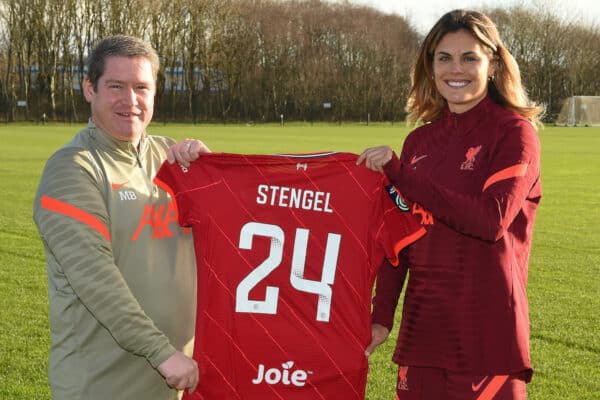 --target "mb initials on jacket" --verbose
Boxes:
[256,184,333,213]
